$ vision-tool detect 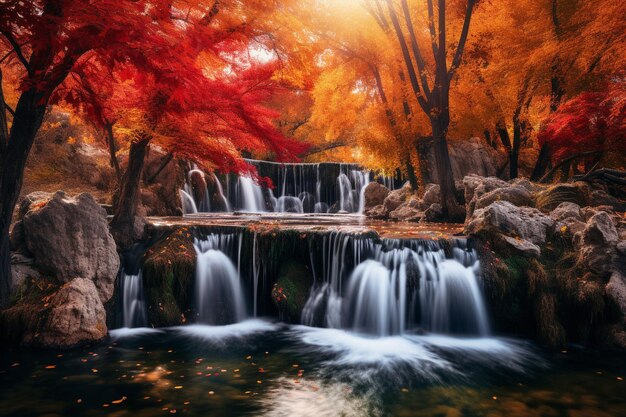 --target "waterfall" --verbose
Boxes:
[236,175,266,212]
[194,235,247,325]
[211,172,232,212]
[181,160,400,214]
[179,188,198,214]
[302,234,489,337]
[121,271,147,328]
